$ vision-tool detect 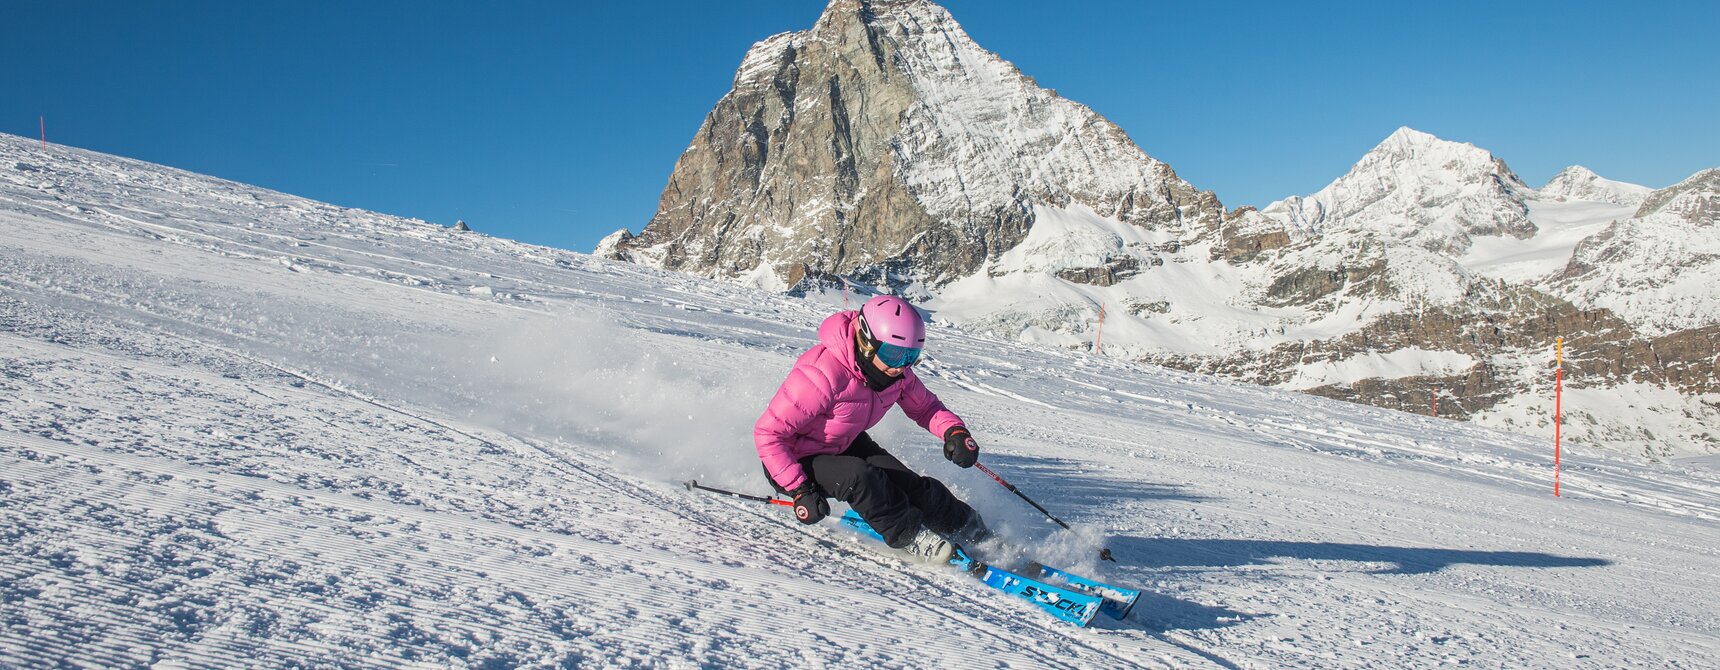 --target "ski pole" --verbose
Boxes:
[974,462,1116,562]
[684,480,793,507]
